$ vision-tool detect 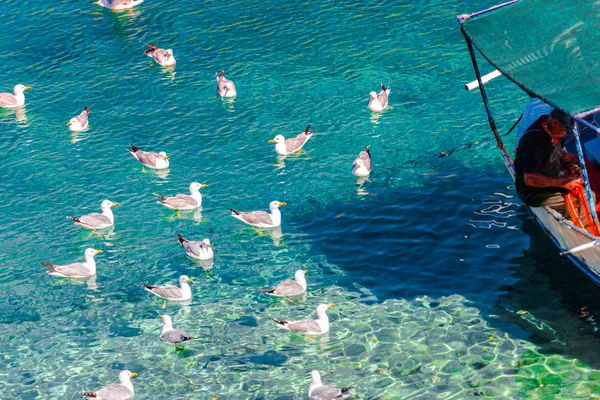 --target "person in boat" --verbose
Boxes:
[514,109,583,217]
